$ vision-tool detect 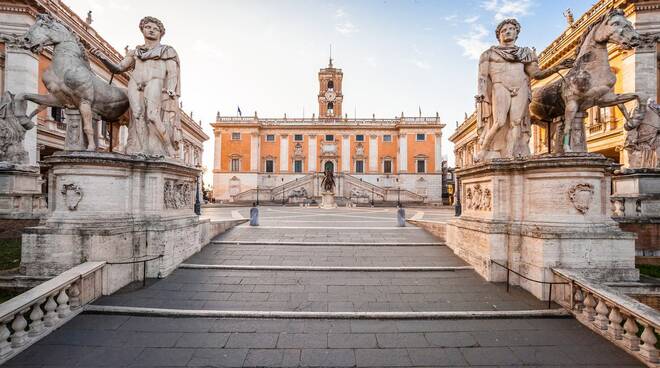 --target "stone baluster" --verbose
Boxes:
[28,299,46,337]
[607,306,623,340]
[43,293,58,327]
[640,324,659,363]
[0,318,12,358]
[594,298,609,330]
[68,281,81,309]
[10,310,28,348]
[573,287,584,312]
[623,315,640,351]
[56,287,70,318]
[583,292,596,321]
